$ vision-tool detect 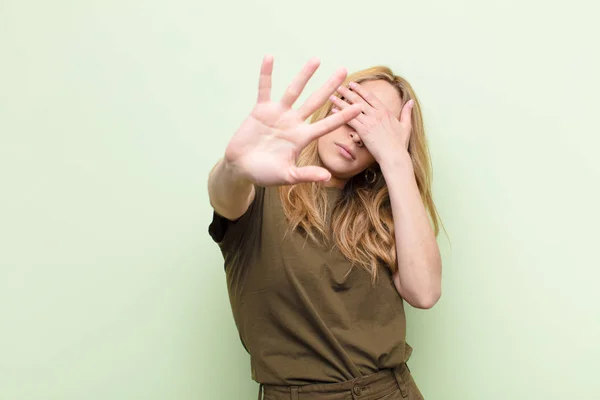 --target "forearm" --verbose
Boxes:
[380,154,442,309]
[208,158,255,221]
